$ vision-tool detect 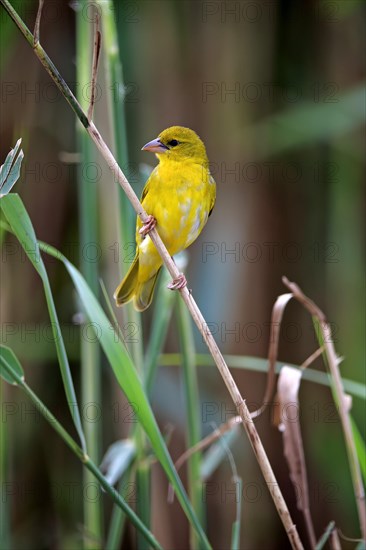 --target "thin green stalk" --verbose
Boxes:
[96,3,147,546]
[0,356,163,550]
[105,468,134,550]
[76,4,102,547]
[177,298,205,549]
[159,354,365,399]
[96,0,143,366]
[95,0,133,251]
[134,404,150,549]
[0,380,10,549]
[135,459,151,550]
[231,478,242,550]
[145,270,177,395]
